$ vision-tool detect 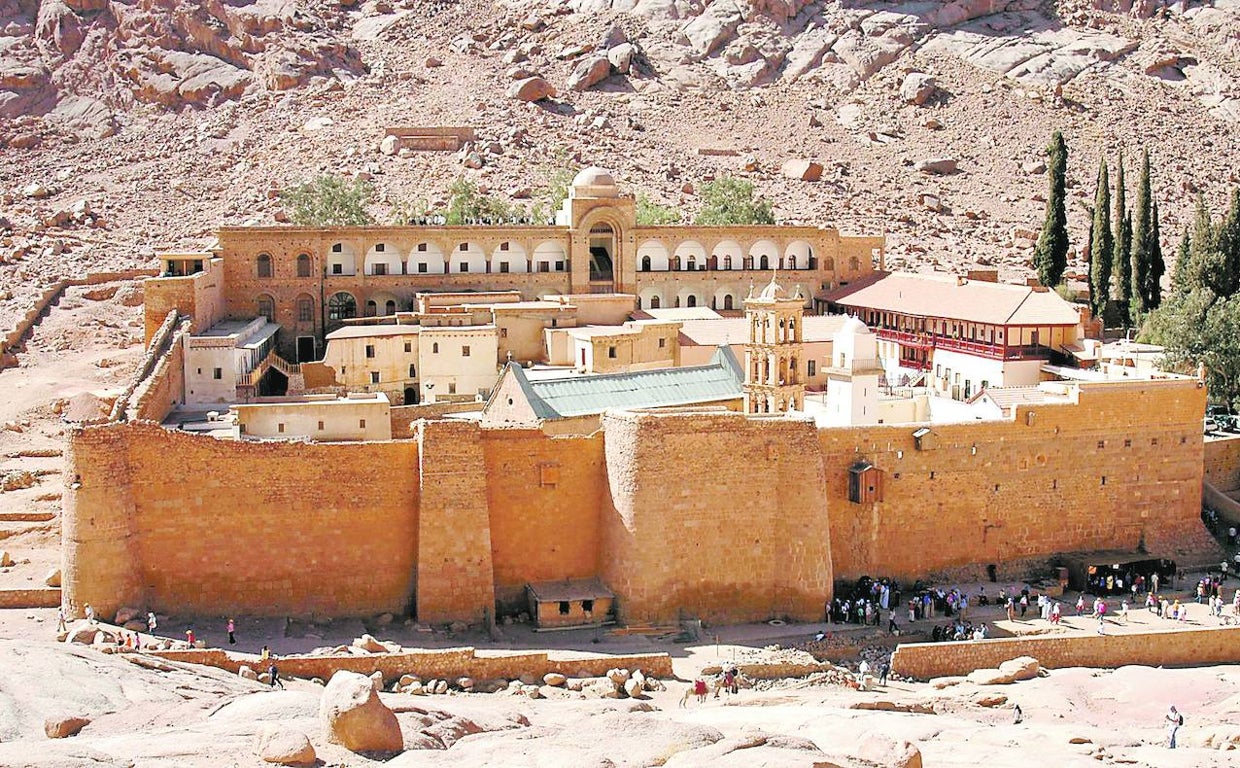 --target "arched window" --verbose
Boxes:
[670,256,681,271]
[408,364,416,378]
[365,300,377,317]
[724,256,732,269]
[687,256,697,271]
[296,253,311,277]
[788,255,797,269]
[651,295,661,309]
[723,295,733,310]
[385,300,396,315]
[760,255,770,271]
[328,292,356,321]
[257,294,275,321]
[297,295,314,323]
[687,295,698,308]
[432,342,439,353]
[257,253,273,278]
[641,255,651,272]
